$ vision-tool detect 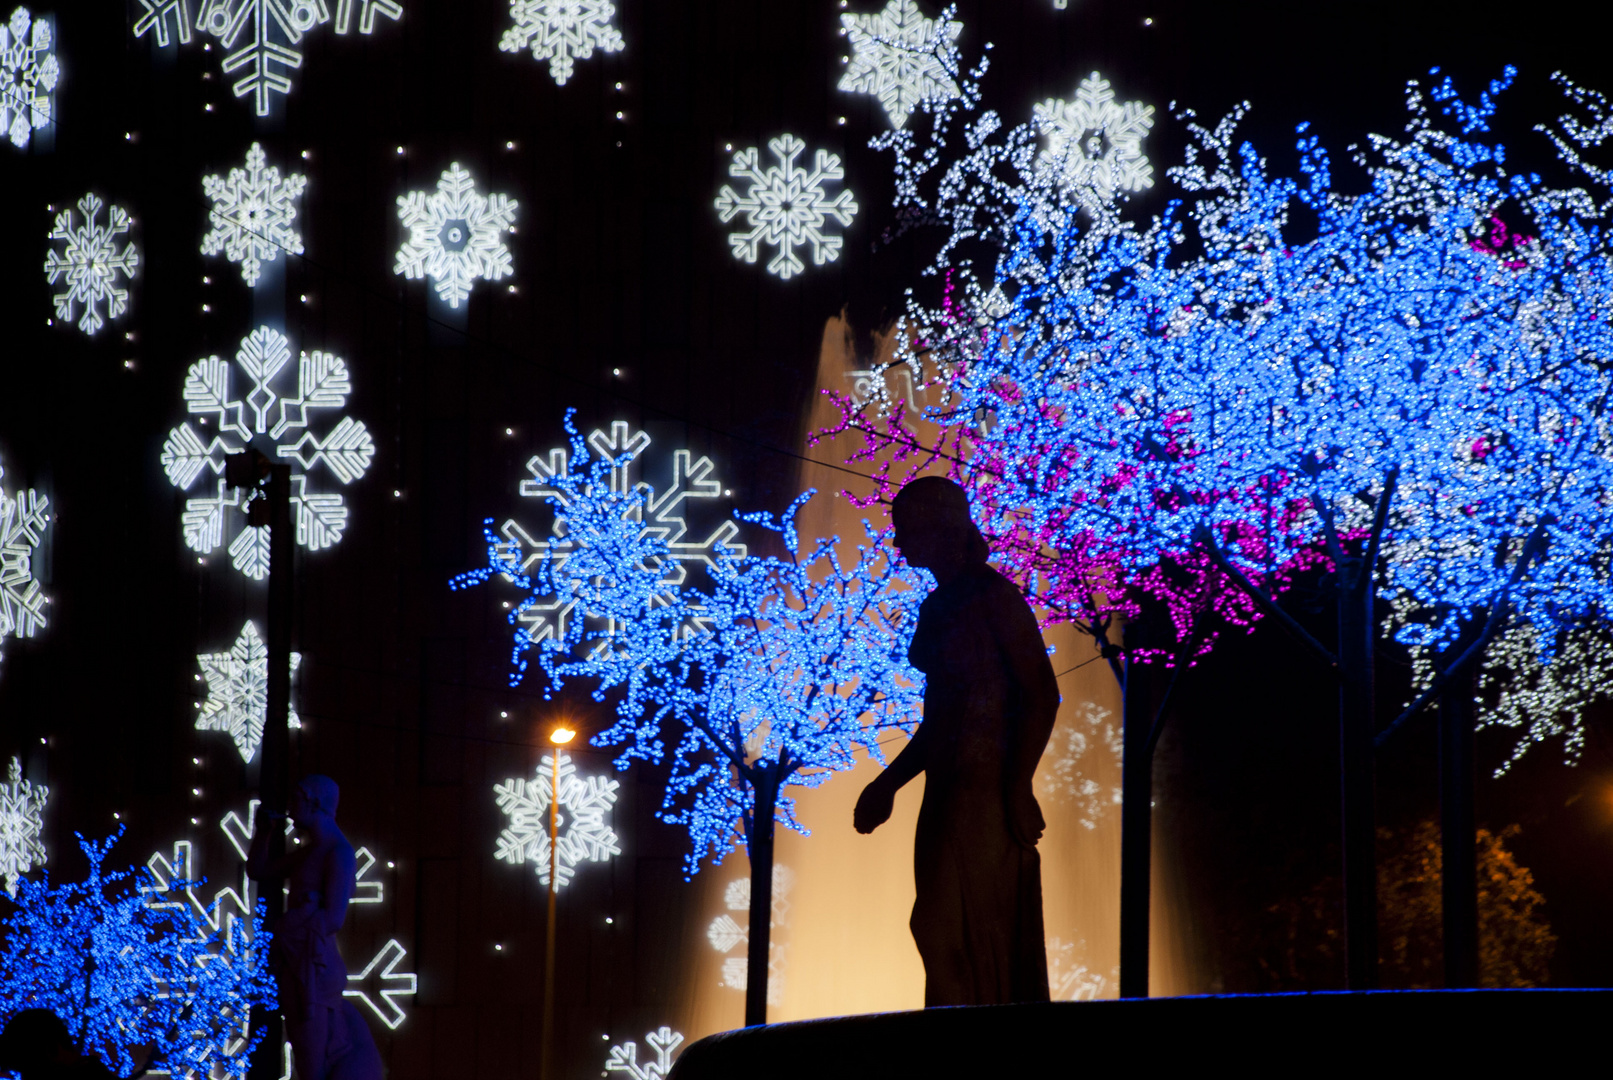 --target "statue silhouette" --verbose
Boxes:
[247,775,384,1080]
[0,1010,117,1080]
[854,477,1059,1006]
